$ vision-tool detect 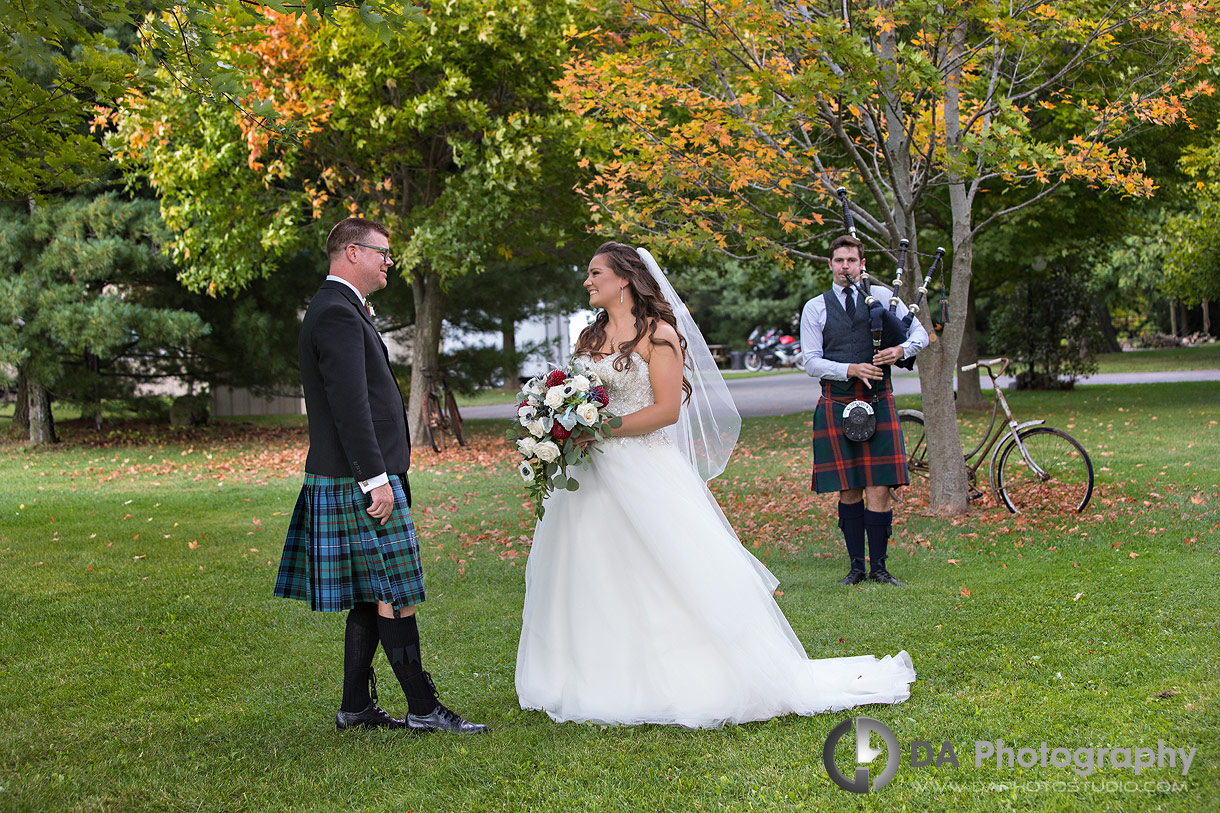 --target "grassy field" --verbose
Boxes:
[0,382,1216,811]
[1094,343,1220,374]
